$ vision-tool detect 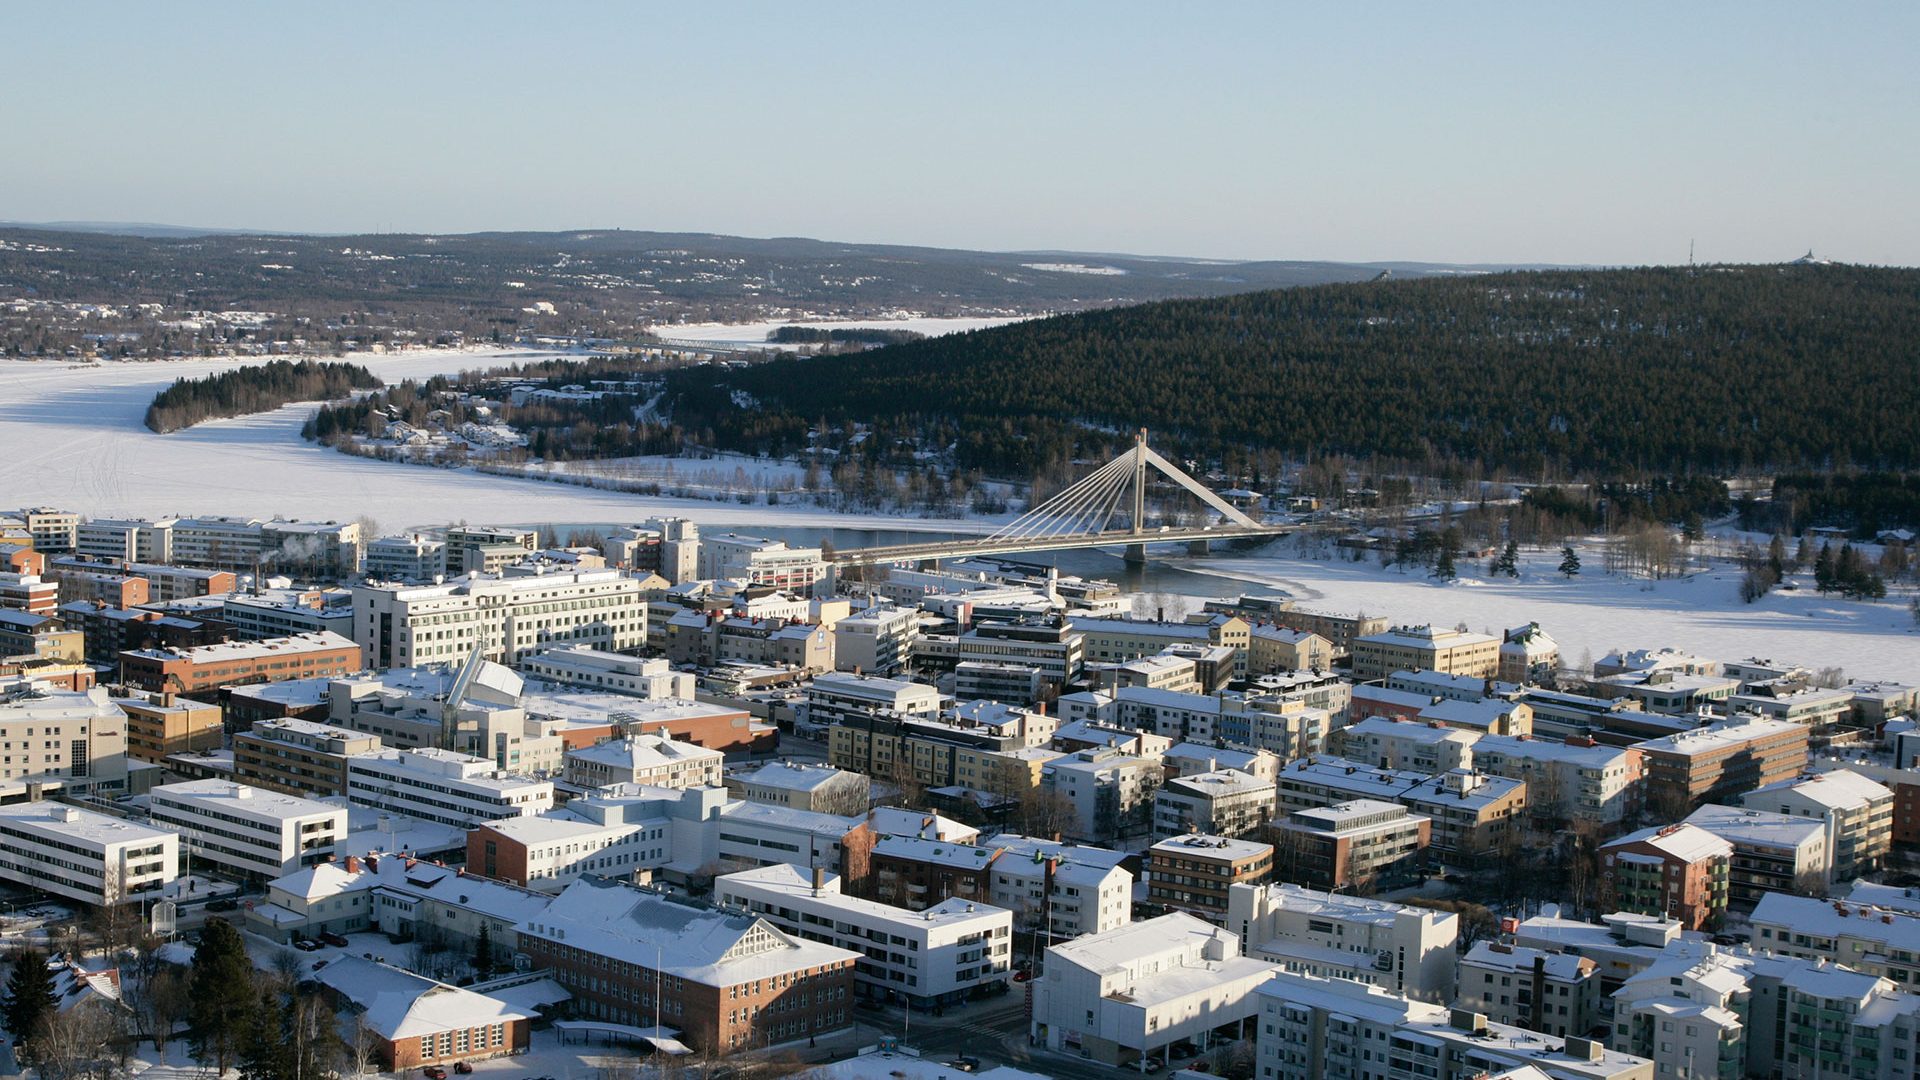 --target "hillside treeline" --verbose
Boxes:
[661,264,1920,478]
[145,359,382,433]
